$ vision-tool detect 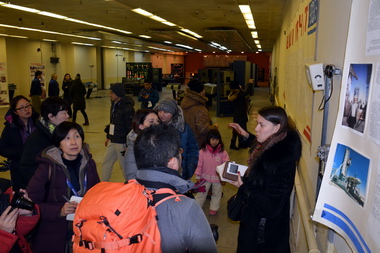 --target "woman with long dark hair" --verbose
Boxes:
[0,95,39,190]
[229,106,302,253]
[123,109,160,180]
